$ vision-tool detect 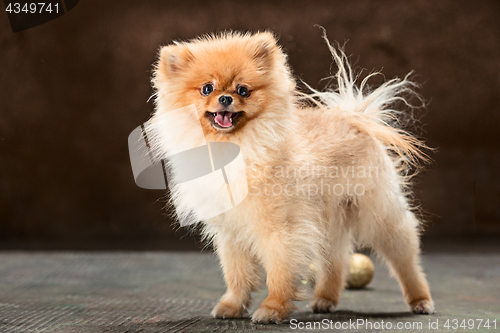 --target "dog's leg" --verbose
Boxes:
[212,233,261,319]
[309,233,352,313]
[373,210,435,314]
[251,233,300,324]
